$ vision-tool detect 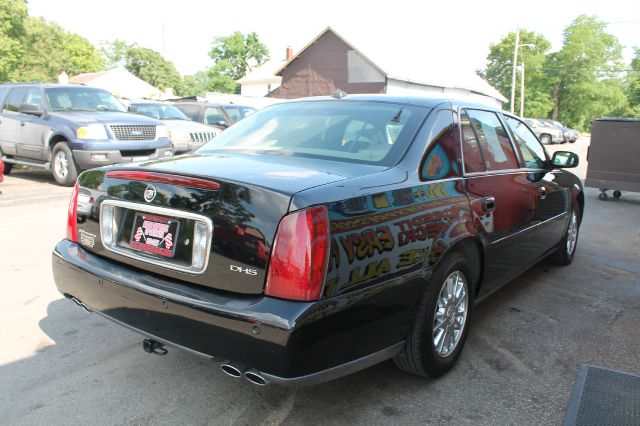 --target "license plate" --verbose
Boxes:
[132,156,150,162]
[129,213,179,258]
